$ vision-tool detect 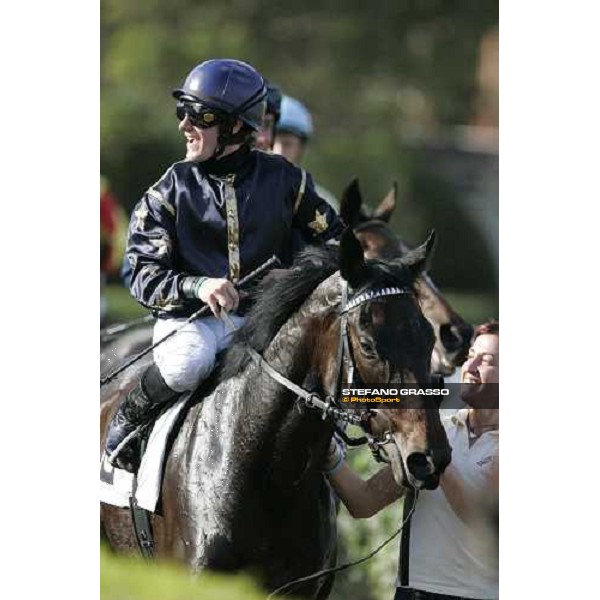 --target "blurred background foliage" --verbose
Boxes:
[101,2,498,598]
[101,0,498,298]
